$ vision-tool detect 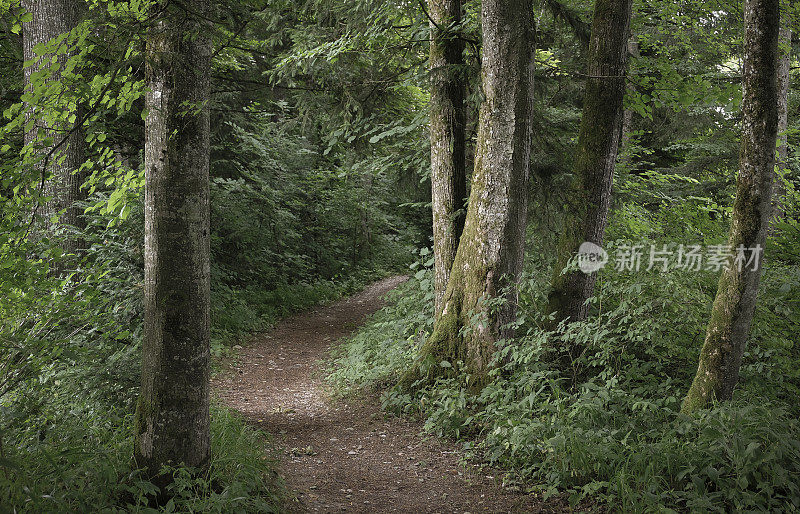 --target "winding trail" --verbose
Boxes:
[214,276,553,513]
